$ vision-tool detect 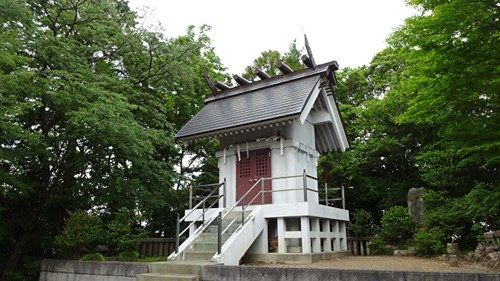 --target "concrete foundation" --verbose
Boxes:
[243,251,350,263]
[39,260,148,281]
[40,260,500,281]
